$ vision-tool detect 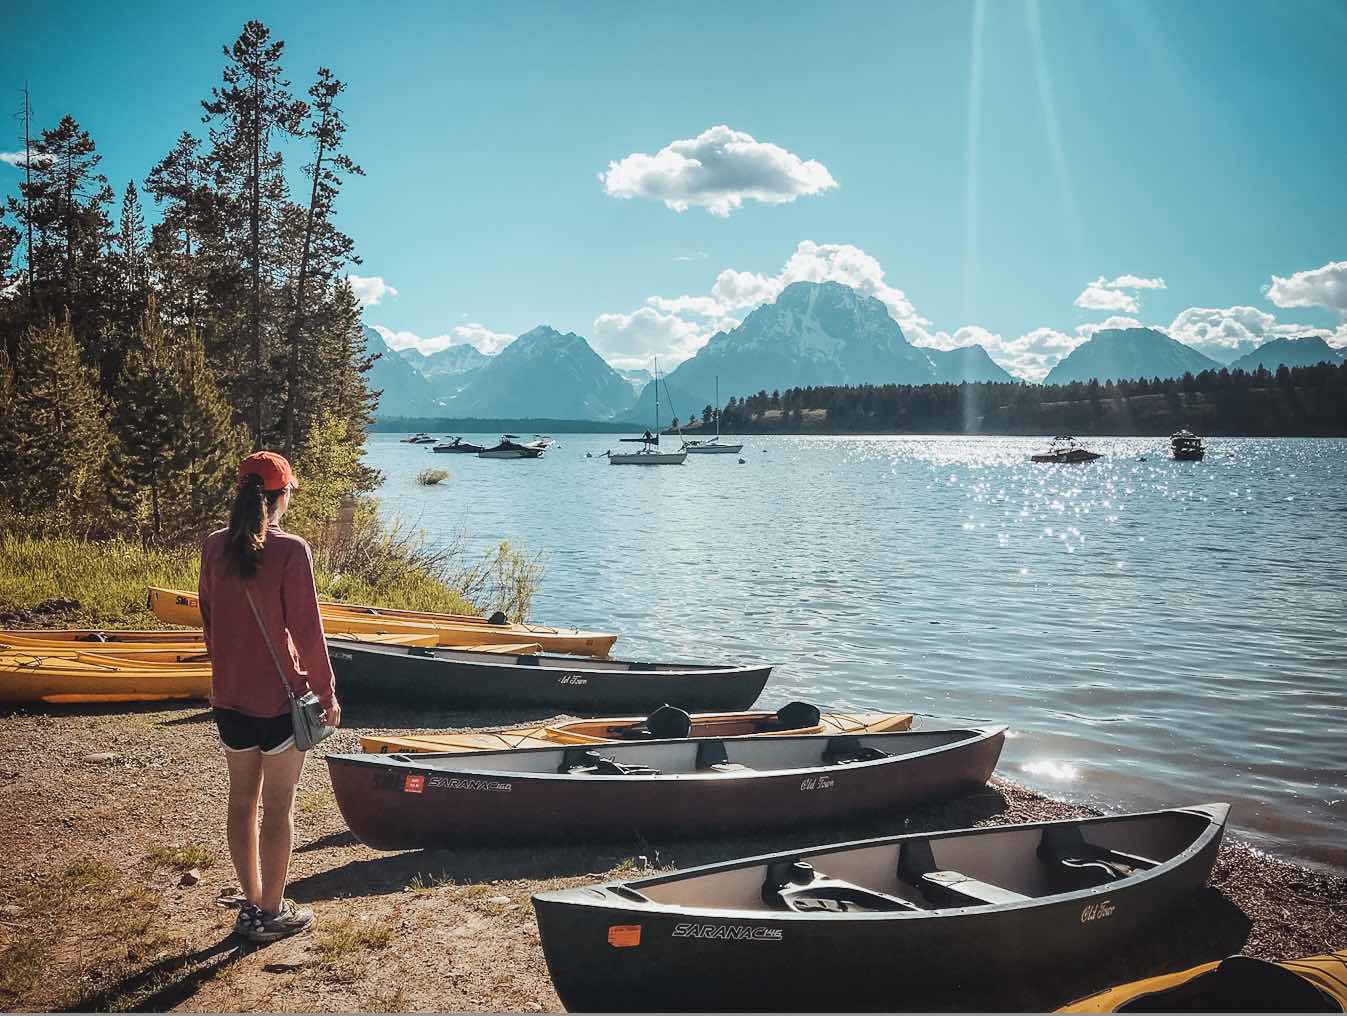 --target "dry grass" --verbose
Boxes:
[145,841,217,873]
[415,468,449,486]
[0,936,47,1003]
[313,913,394,983]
